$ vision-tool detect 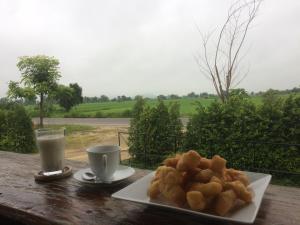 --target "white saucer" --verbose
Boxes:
[73,165,135,185]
